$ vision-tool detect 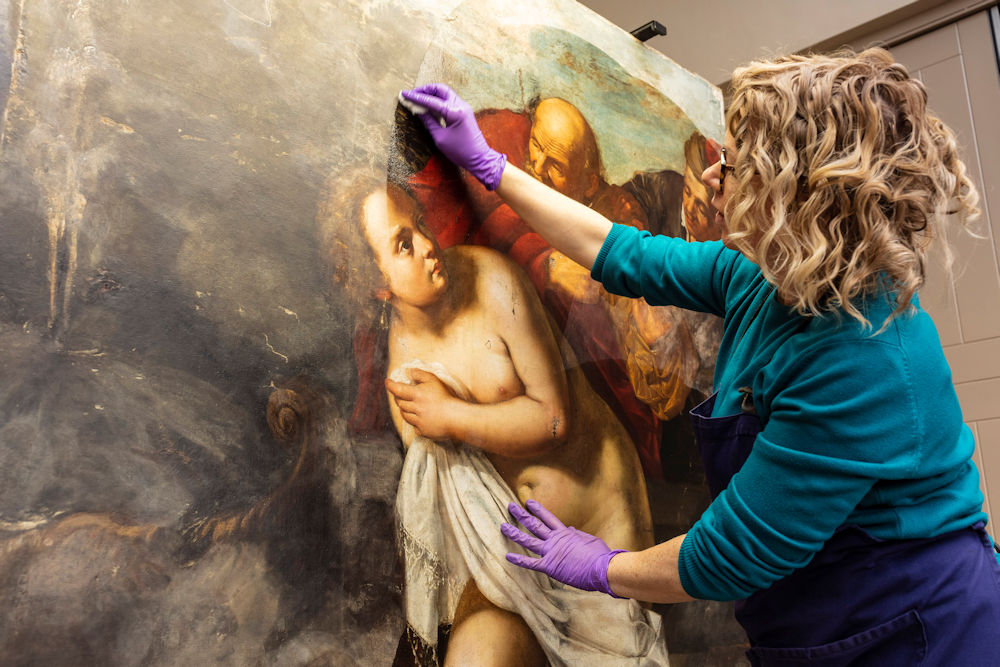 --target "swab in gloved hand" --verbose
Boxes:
[397,91,445,126]
[399,84,507,191]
